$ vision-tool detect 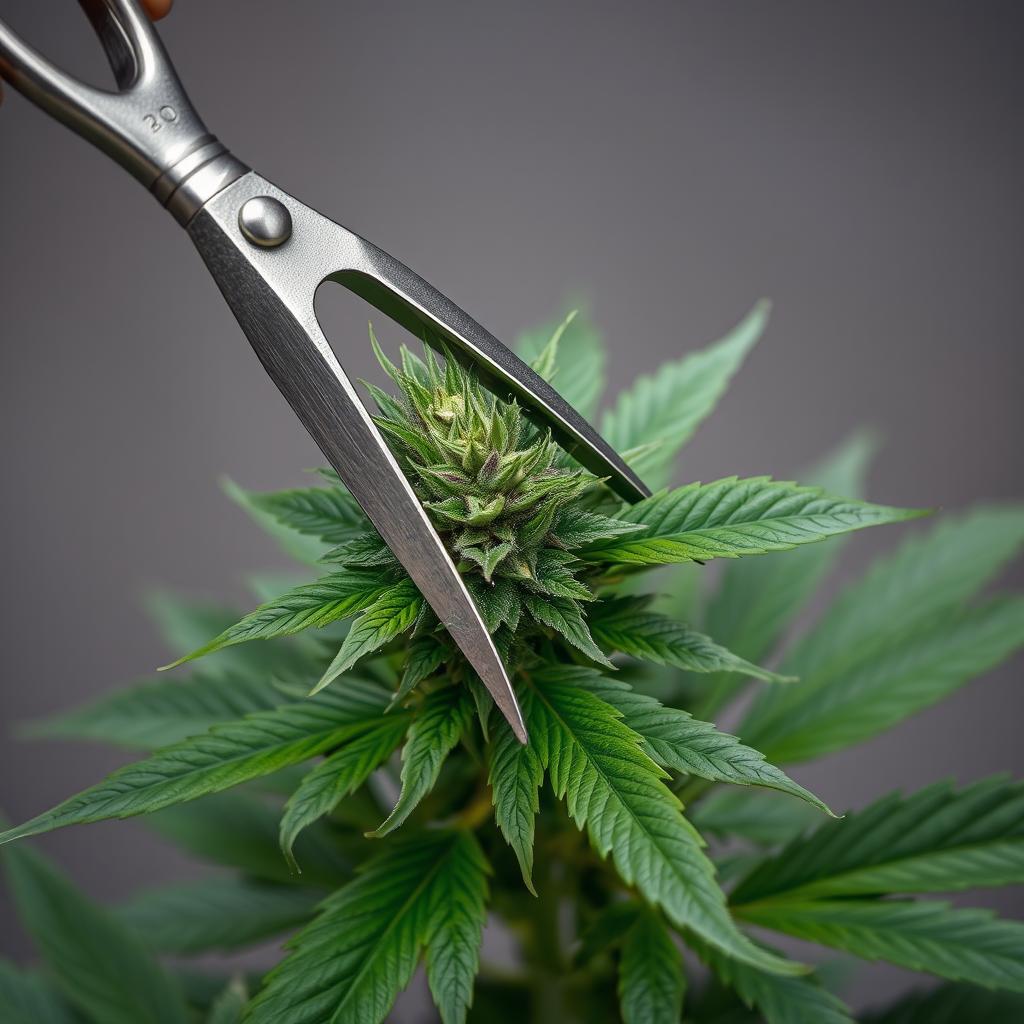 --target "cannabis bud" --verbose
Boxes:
[325,333,626,668]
